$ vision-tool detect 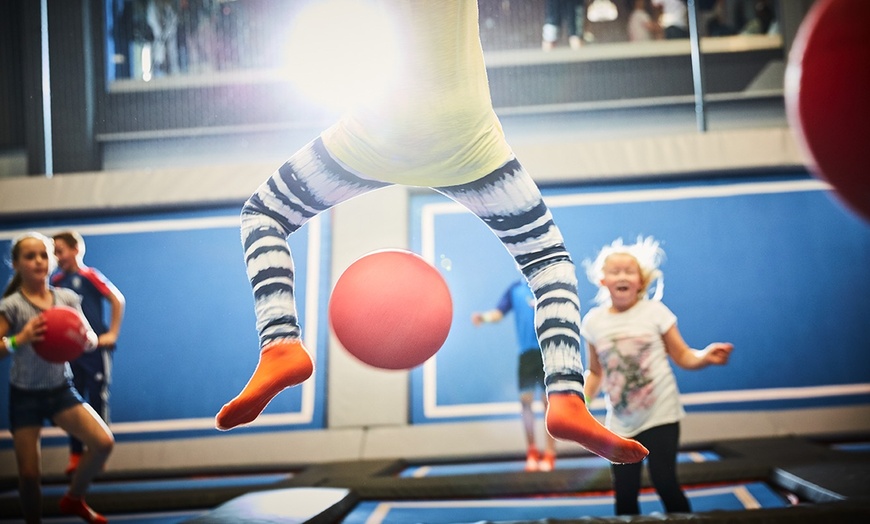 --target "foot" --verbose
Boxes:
[64,452,82,476]
[59,494,107,524]
[569,35,583,49]
[525,447,541,472]
[542,40,556,51]
[539,451,556,472]
[215,340,314,430]
[546,393,648,464]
